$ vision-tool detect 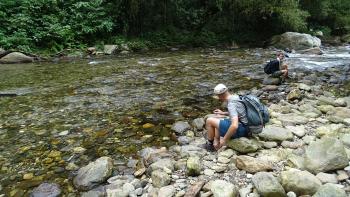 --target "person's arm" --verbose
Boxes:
[213,109,229,115]
[223,116,238,142]
[218,116,238,149]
